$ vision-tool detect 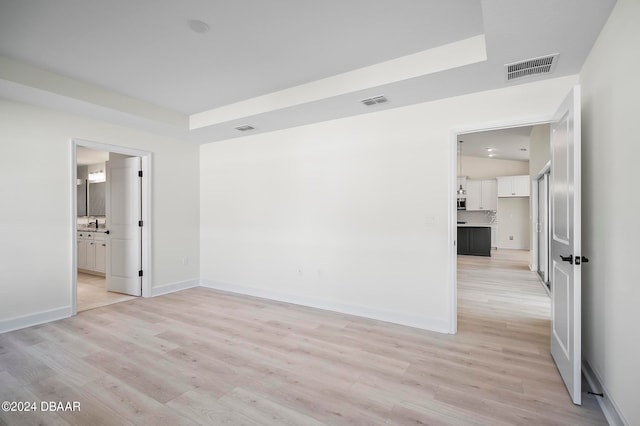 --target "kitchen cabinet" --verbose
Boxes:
[497,175,530,197]
[466,179,497,211]
[457,226,491,256]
